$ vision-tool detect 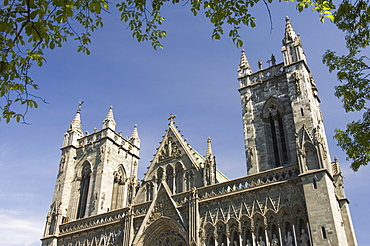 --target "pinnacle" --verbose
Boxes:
[238,49,252,72]
[283,16,297,45]
[131,124,139,139]
[206,137,213,157]
[69,102,83,132]
[105,106,114,121]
